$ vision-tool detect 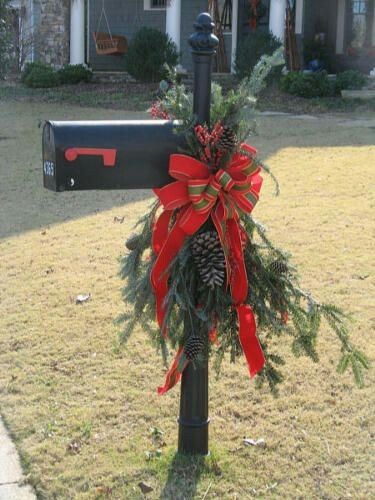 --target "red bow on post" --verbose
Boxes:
[152,144,265,394]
